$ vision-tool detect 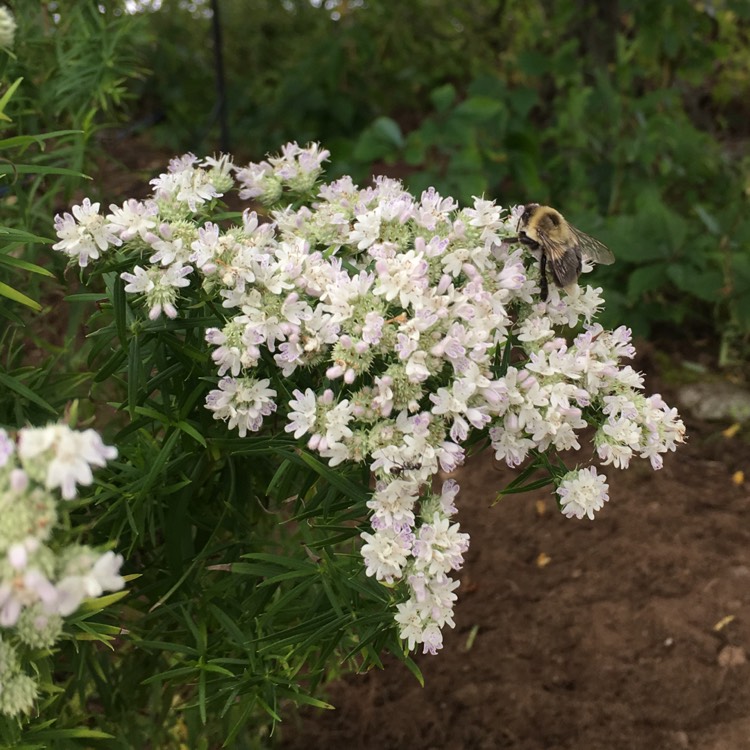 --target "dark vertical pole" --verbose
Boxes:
[210,0,231,152]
